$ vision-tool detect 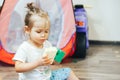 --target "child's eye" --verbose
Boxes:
[36,31,41,33]
[45,30,49,33]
